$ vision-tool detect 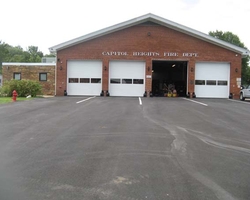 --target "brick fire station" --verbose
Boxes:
[49,13,249,98]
